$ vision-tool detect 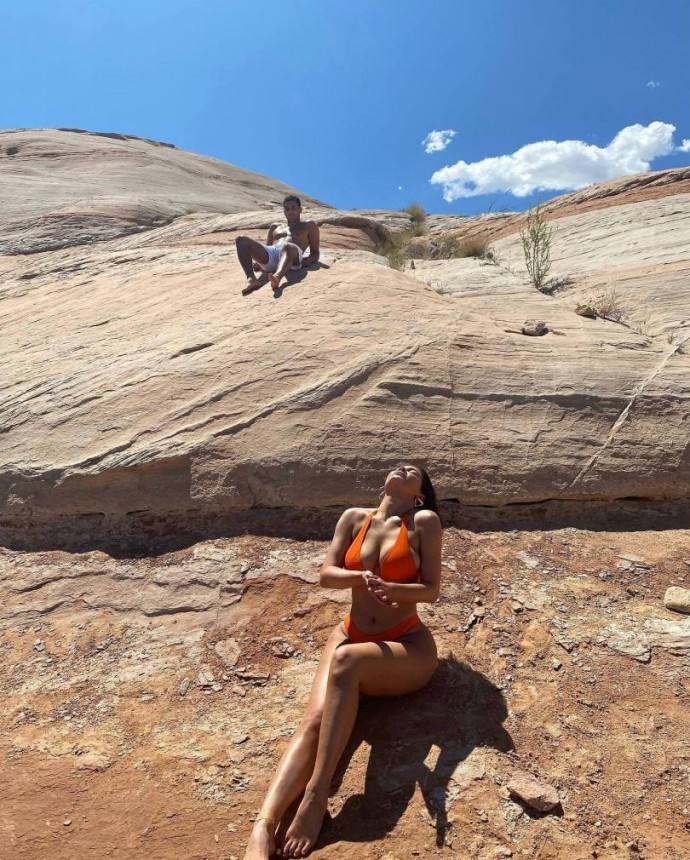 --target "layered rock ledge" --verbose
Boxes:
[1,130,689,549]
